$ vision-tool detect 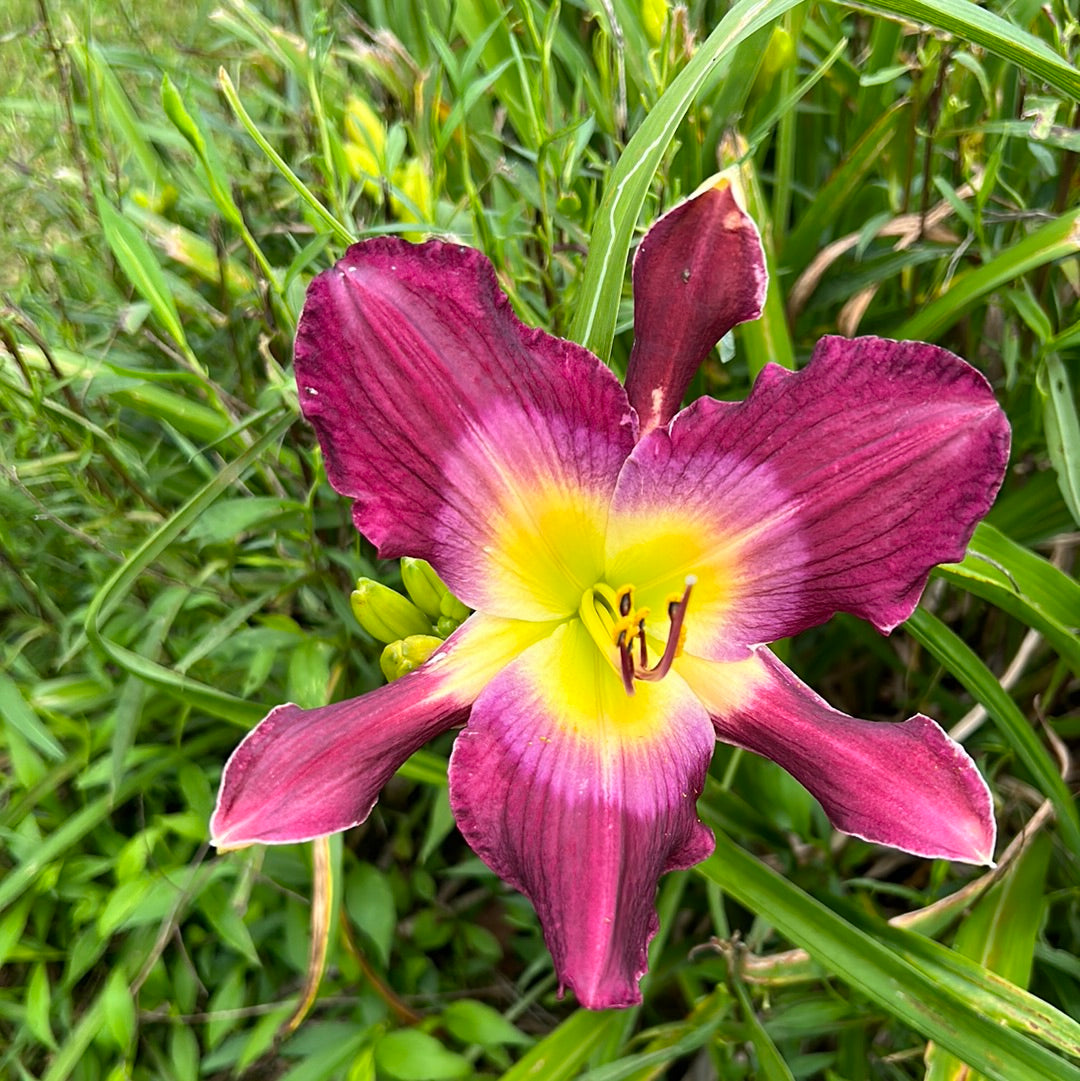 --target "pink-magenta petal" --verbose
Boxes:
[295,238,634,617]
[612,336,1010,655]
[679,650,996,864]
[448,622,715,1008]
[625,179,767,436]
[211,616,552,848]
